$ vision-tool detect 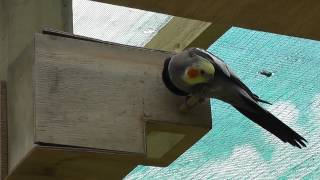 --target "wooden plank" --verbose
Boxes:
[0,81,8,180]
[6,147,139,180]
[145,17,212,52]
[32,30,211,152]
[33,33,172,154]
[98,0,320,40]
[186,24,231,49]
[33,32,210,153]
